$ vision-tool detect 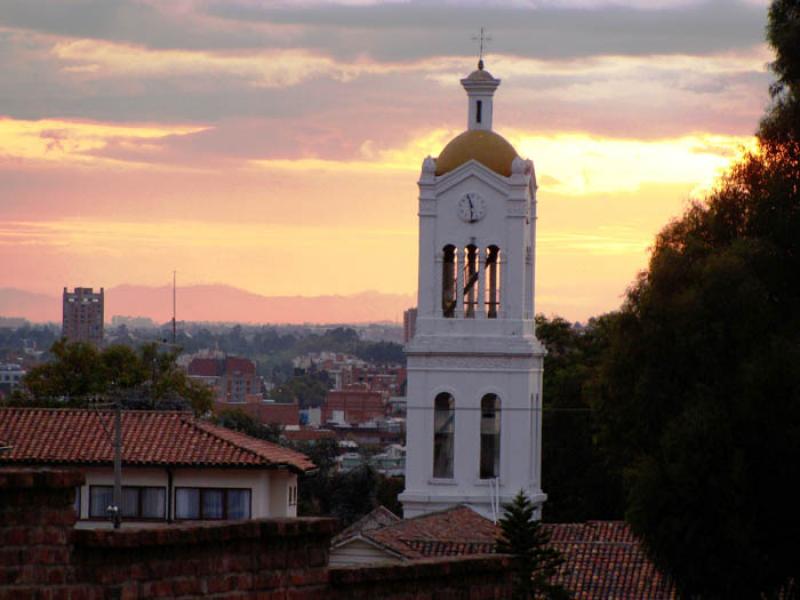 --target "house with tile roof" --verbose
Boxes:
[0,407,314,529]
[330,505,677,599]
